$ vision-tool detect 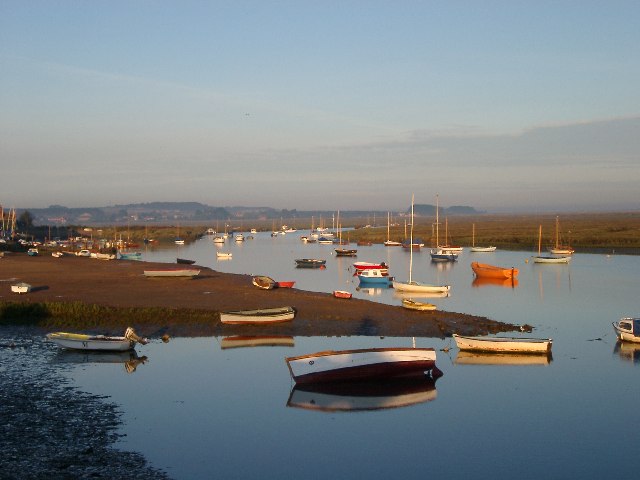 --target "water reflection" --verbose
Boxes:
[613,341,640,364]
[454,351,552,366]
[471,277,519,288]
[392,290,450,299]
[286,377,438,413]
[219,335,294,349]
[53,350,148,373]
